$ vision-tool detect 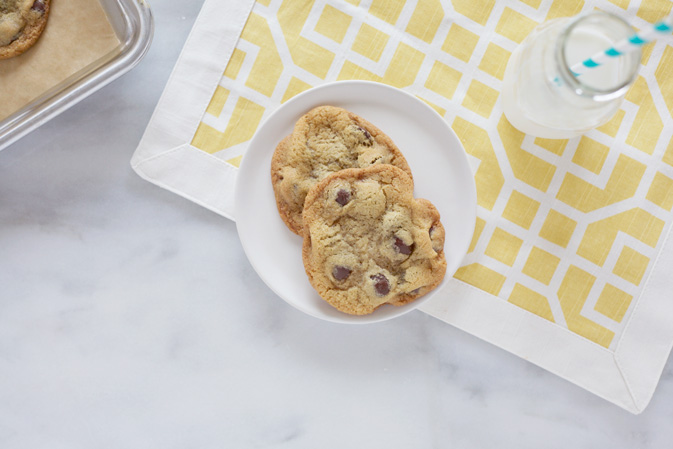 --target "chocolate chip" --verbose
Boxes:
[31,0,46,12]
[332,265,351,281]
[394,237,413,255]
[335,189,351,206]
[356,126,372,145]
[370,274,390,296]
[410,287,423,295]
[429,225,443,252]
